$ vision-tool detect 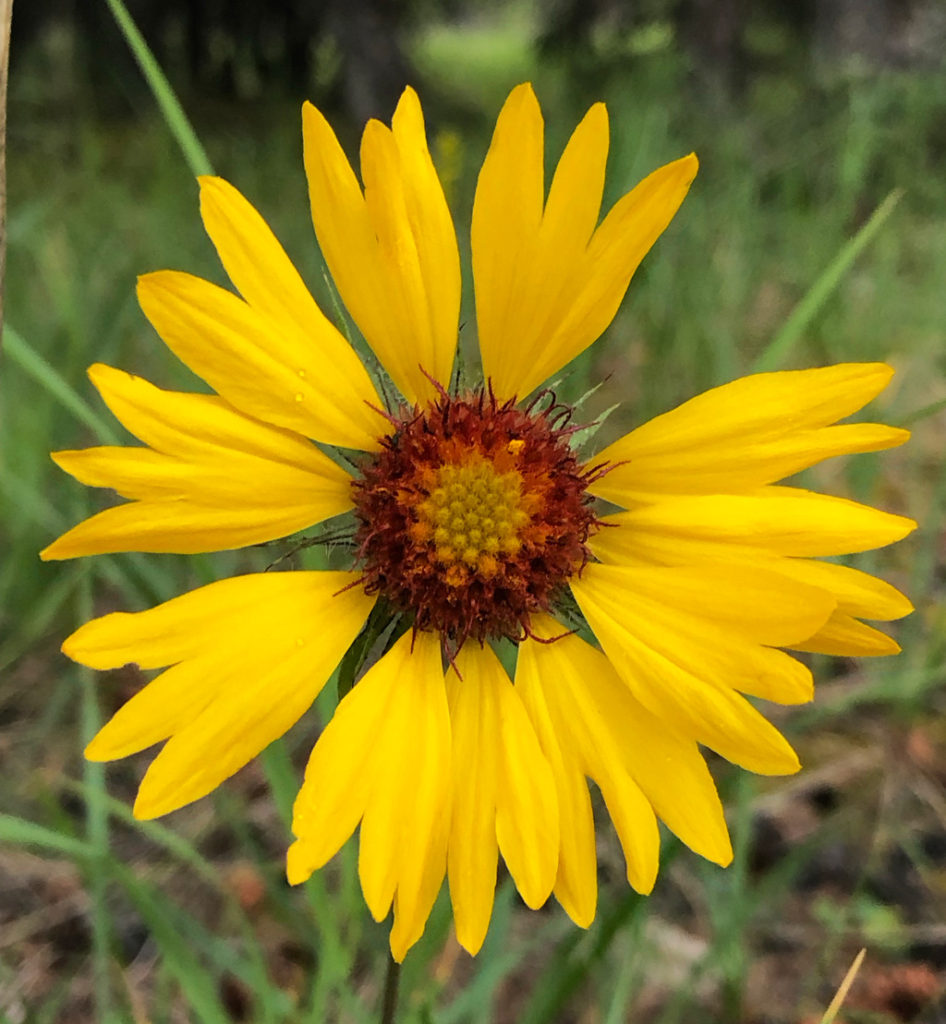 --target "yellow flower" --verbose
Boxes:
[43,84,915,961]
